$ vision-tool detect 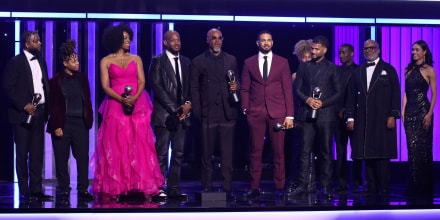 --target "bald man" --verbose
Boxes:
[149,30,191,200]
[190,28,239,200]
